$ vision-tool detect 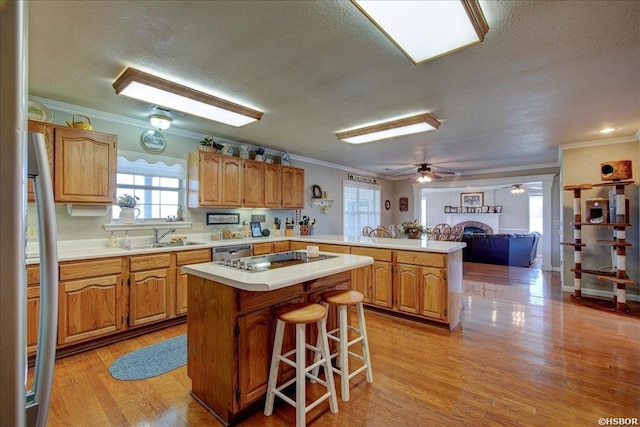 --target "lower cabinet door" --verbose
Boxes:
[420,266,446,321]
[396,264,421,314]
[26,286,40,355]
[238,307,273,409]
[372,261,393,308]
[58,274,121,345]
[129,269,169,327]
[351,265,372,303]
